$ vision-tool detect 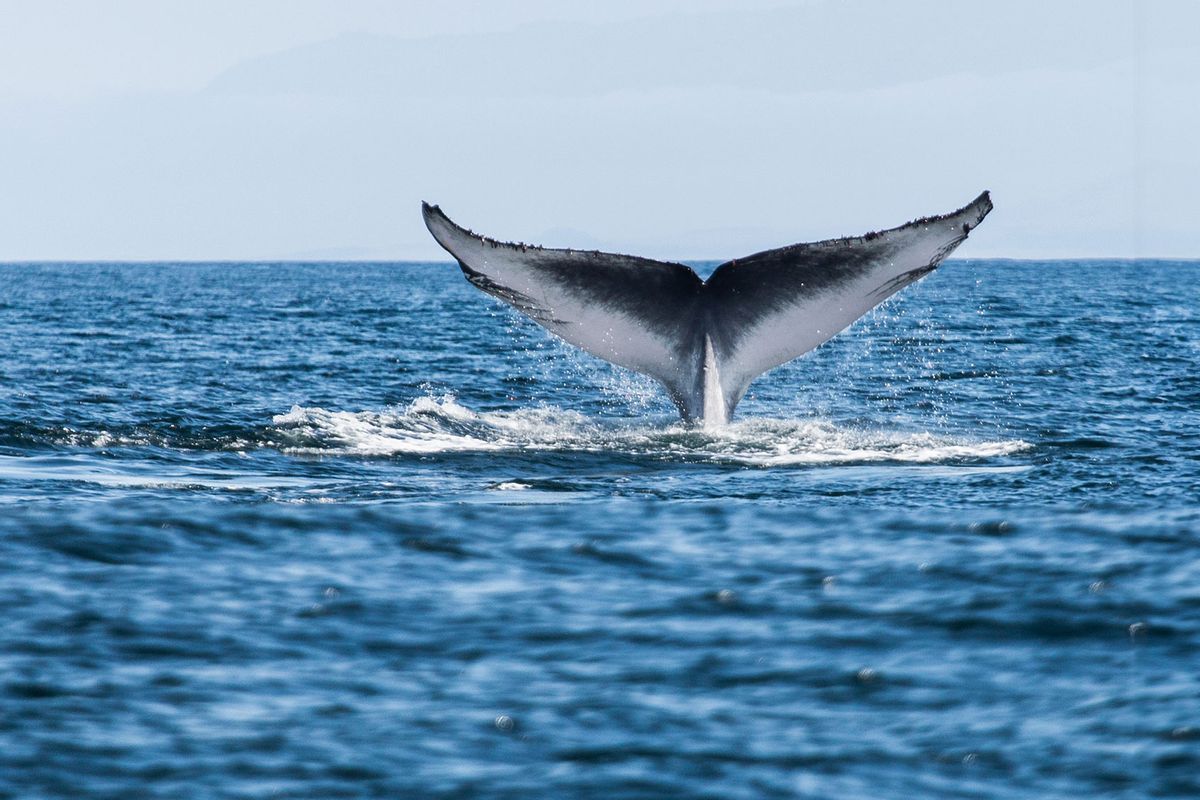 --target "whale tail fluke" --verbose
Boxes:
[422,192,992,424]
